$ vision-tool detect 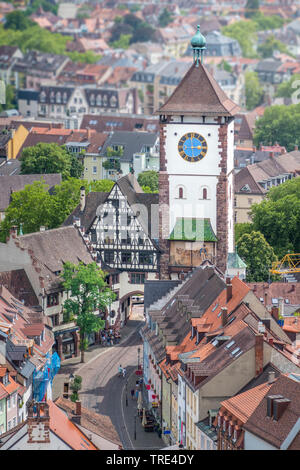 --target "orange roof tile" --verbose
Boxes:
[220,380,274,423]
[48,400,97,450]
[283,317,300,334]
